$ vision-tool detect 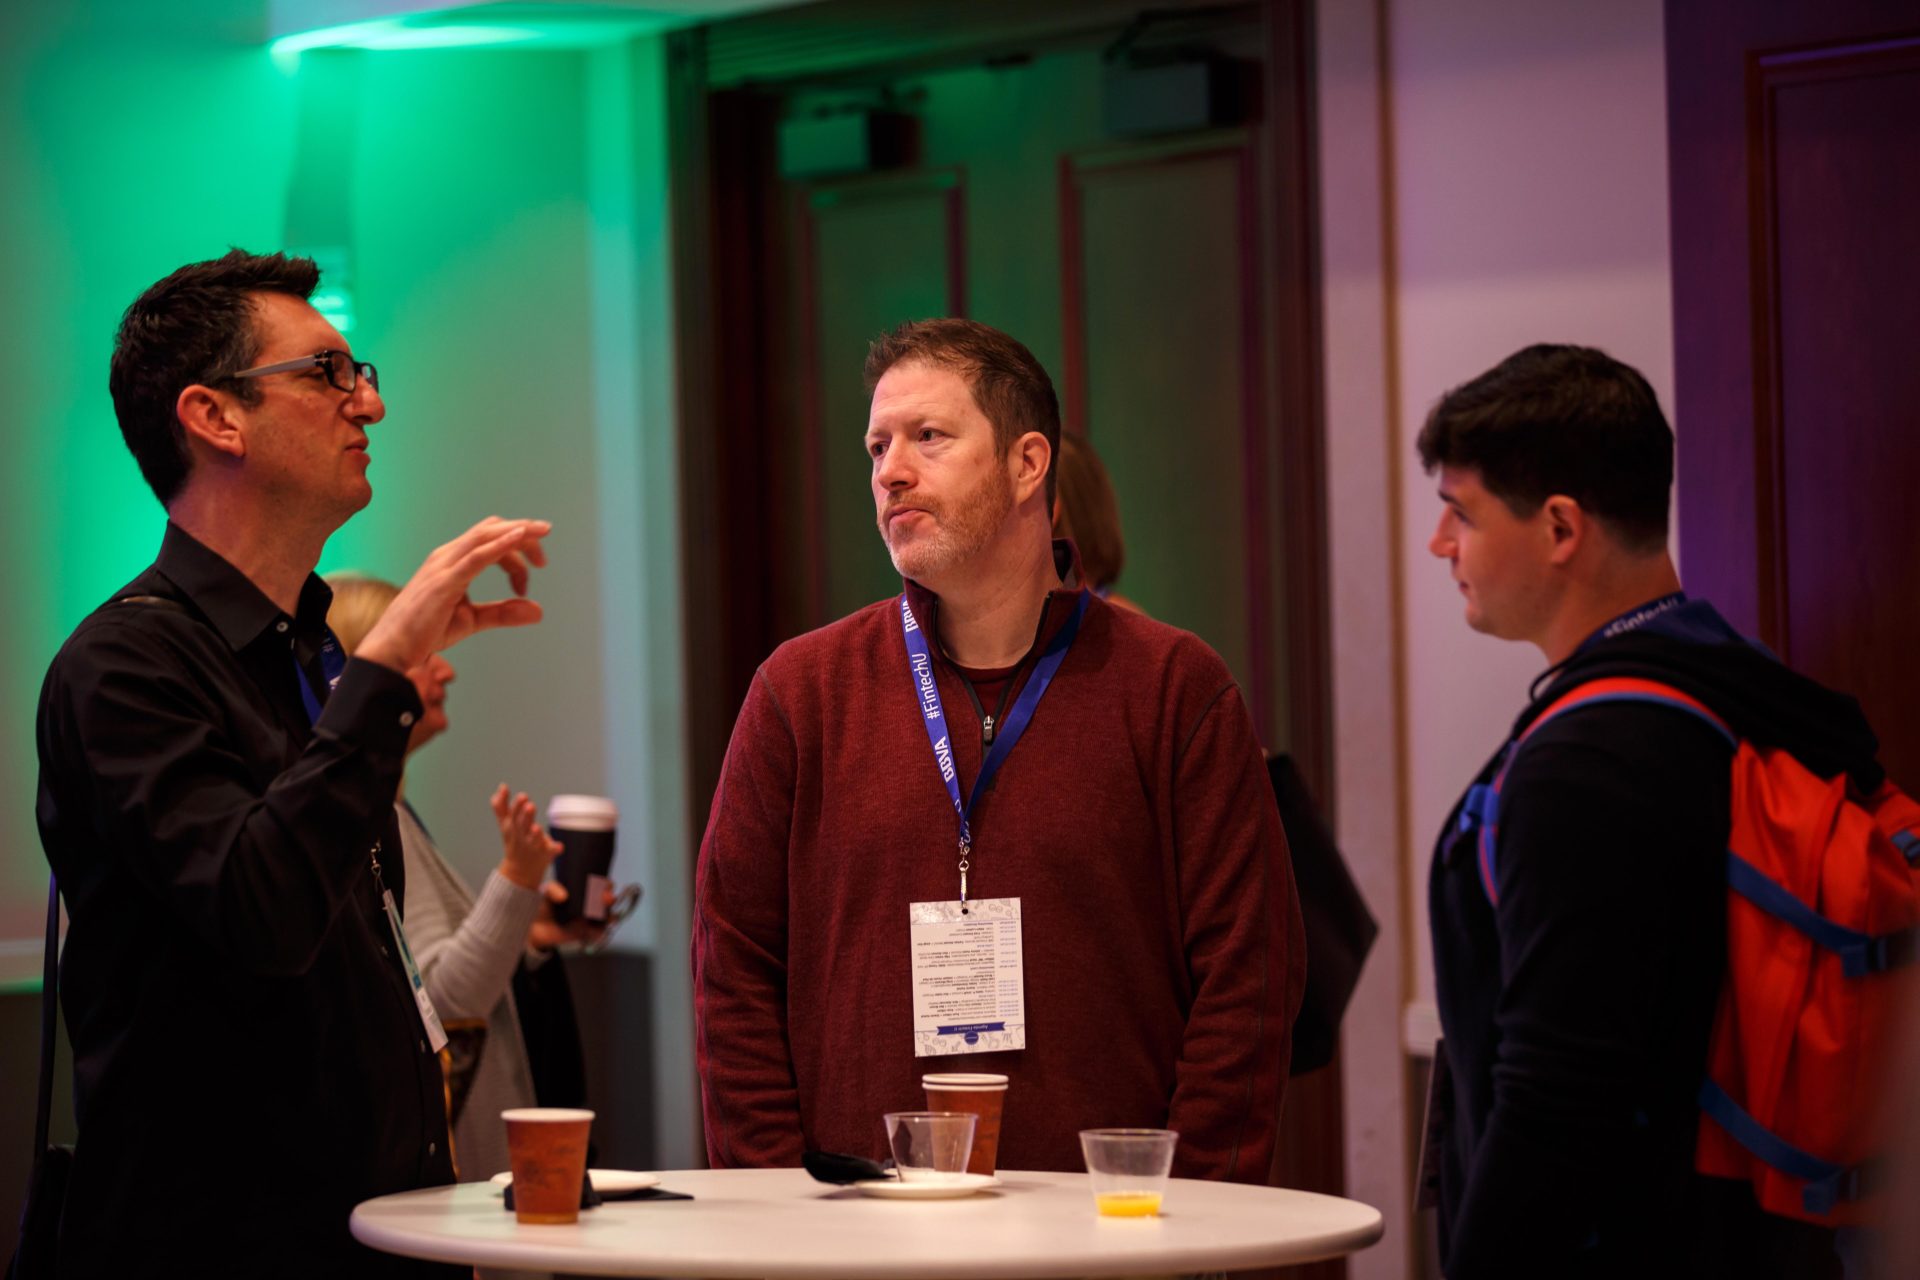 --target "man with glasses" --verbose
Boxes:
[35,250,550,1277]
